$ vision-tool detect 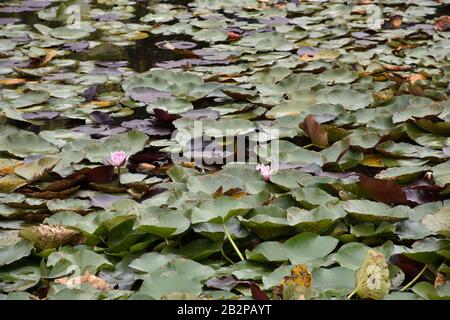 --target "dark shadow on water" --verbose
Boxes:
[425,4,450,19]
[127,0,199,72]
[160,0,193,5]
